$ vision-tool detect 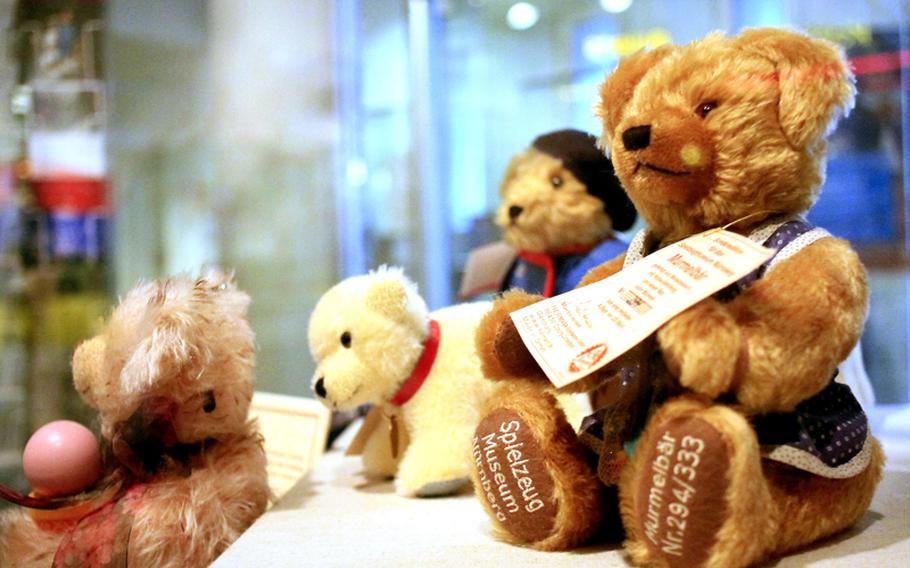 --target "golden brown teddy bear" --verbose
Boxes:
[470,28,884,568]
[495,129,637,298]
[461,129,636,300]
[0,270,269,567]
